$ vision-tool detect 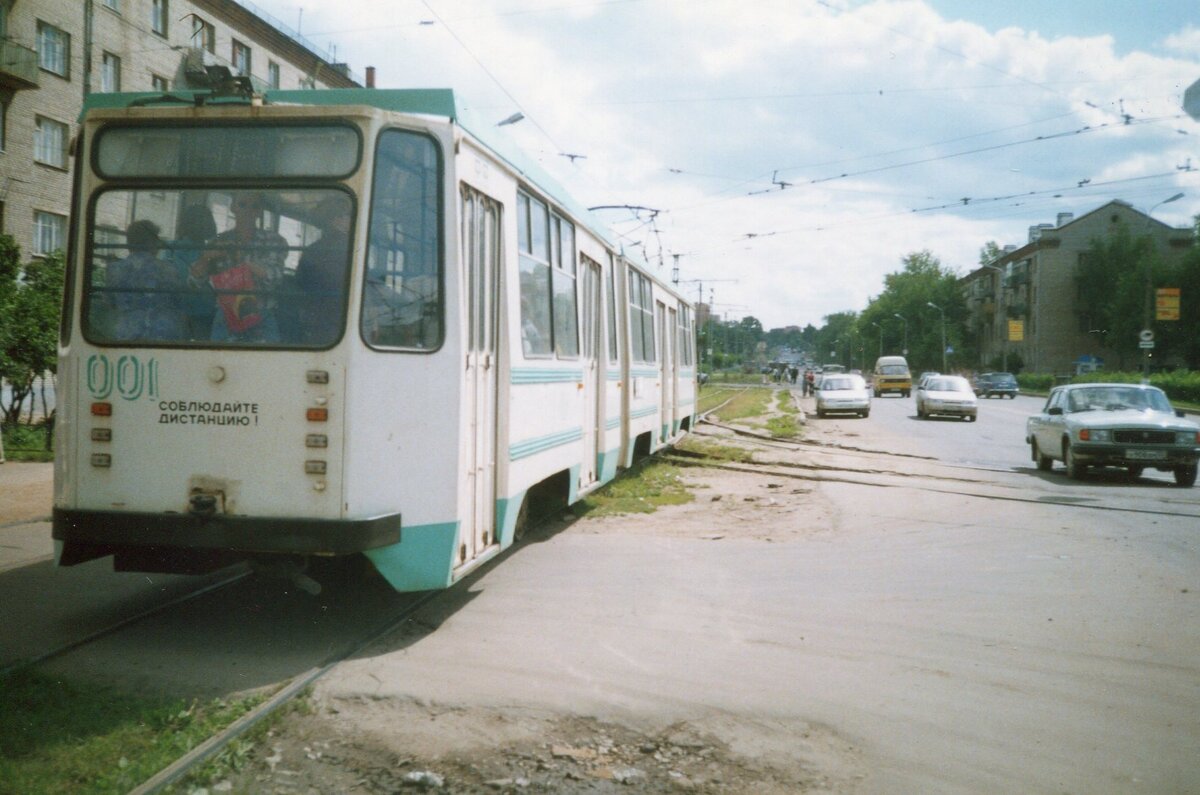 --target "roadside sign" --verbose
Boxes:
[1008,319,1024,342]
[1139,328,1154,342]
[1138,340,1155,349]
[1156,288,1180,321]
